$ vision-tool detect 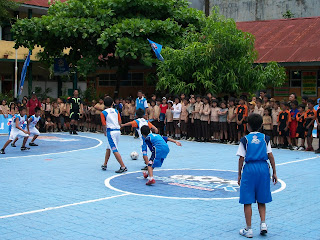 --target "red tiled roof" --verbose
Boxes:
[236,17,320,63]
[14,0,67,8]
